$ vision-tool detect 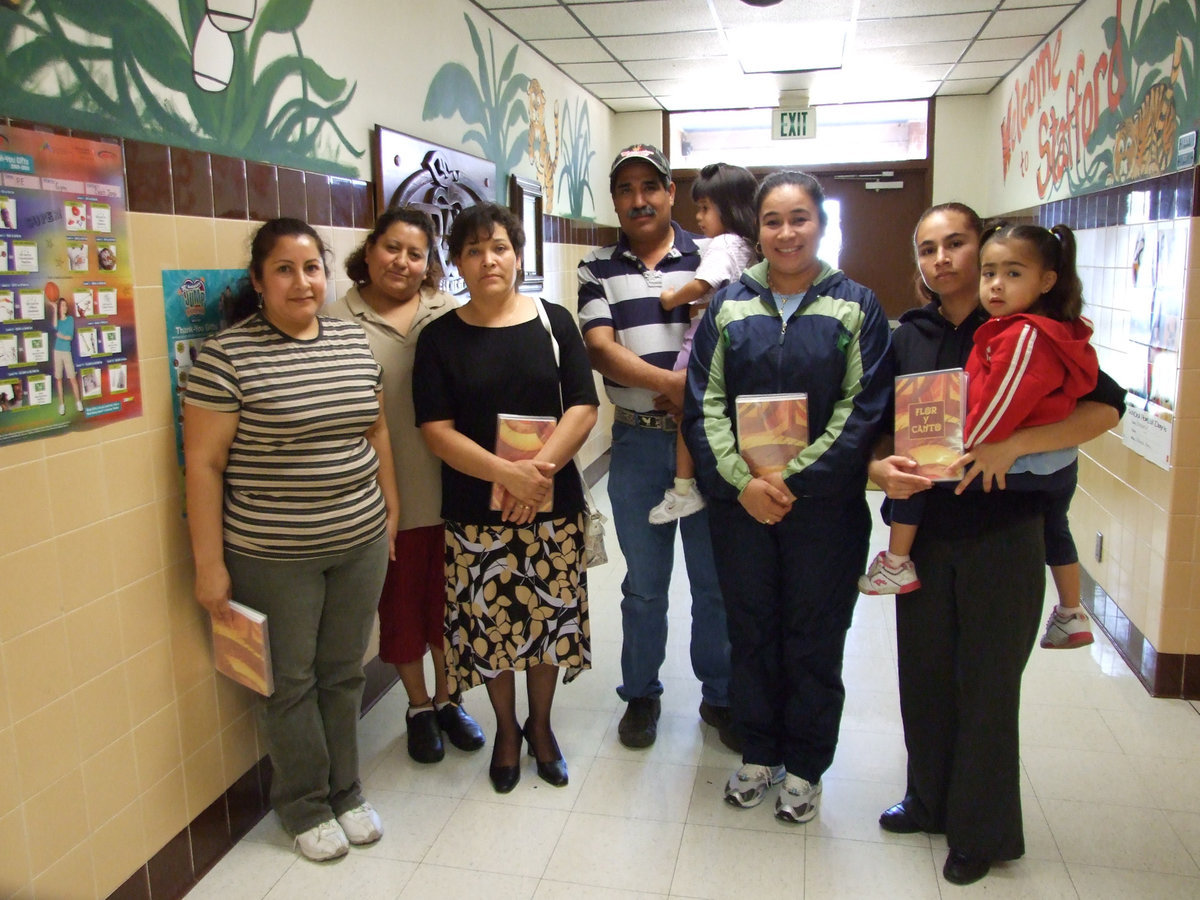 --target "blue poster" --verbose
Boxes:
[162,268,244,471]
